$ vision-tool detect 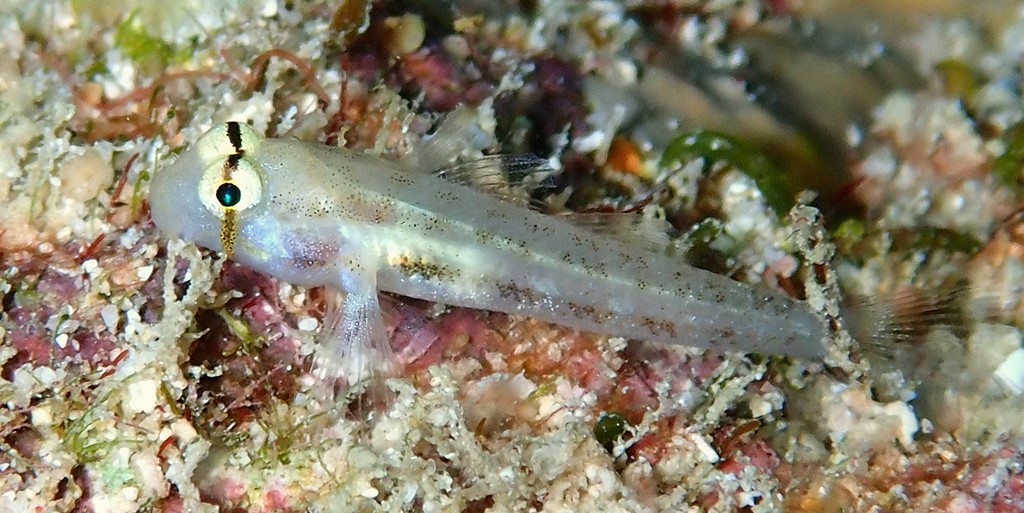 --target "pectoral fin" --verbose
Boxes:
[311,271,396,401]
